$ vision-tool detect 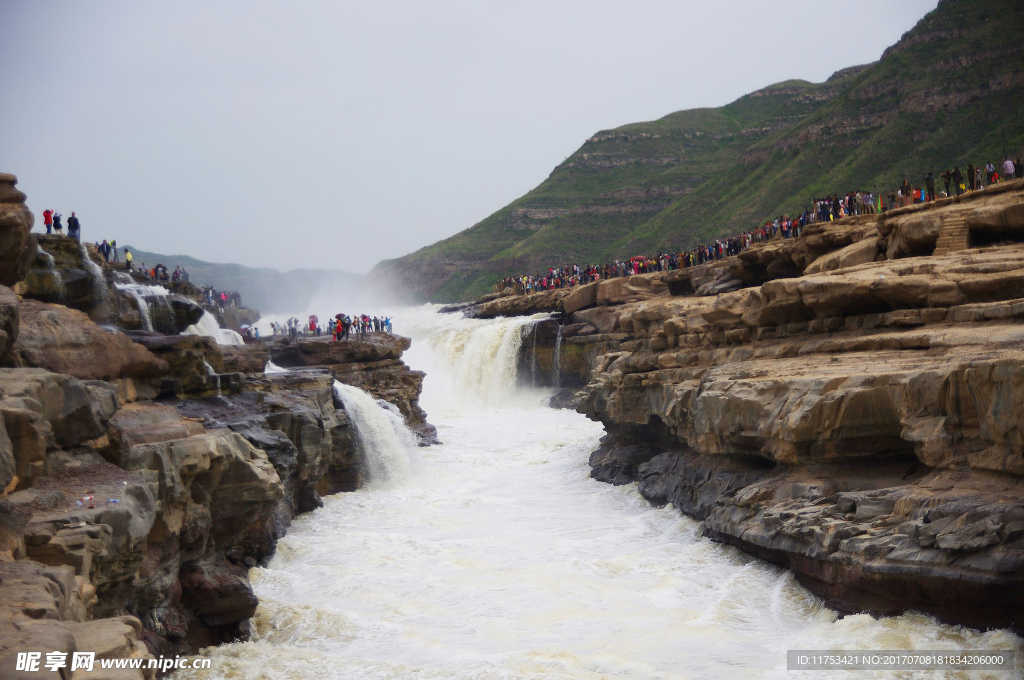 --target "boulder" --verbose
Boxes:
[14,299,168,380]
[562,282,598,314]
[0,173,37,287]
[0,368,114,448]
[146,294,205,335]
[804,236,879,274]
[885,213,941,259]
[221,344,270,374]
